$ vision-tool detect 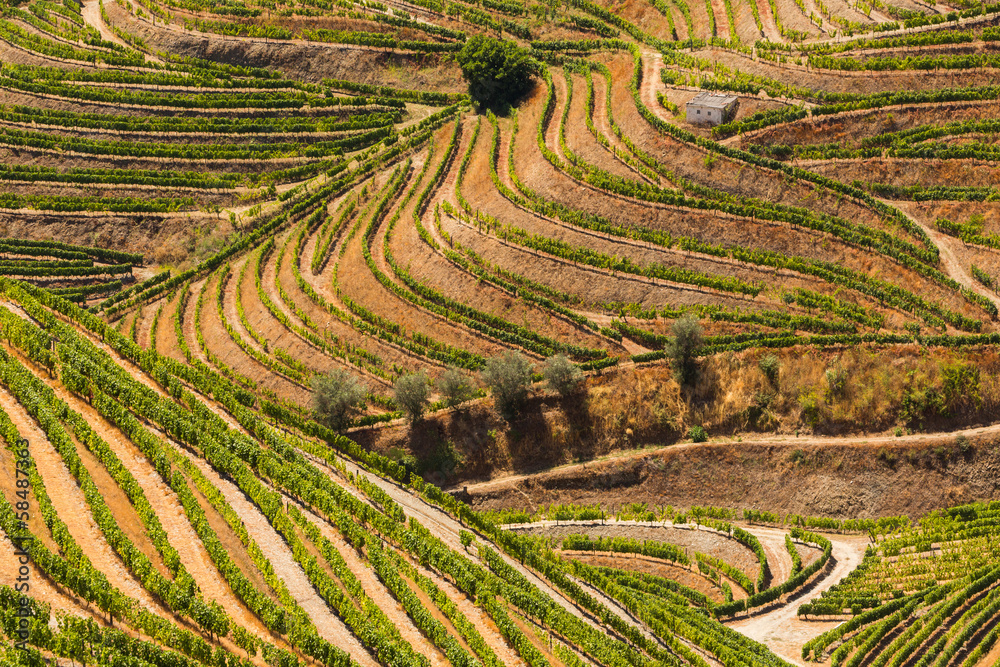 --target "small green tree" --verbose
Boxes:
[665,314,703,386]
[481,350,533,419]
[759,354,780,386]
[456,35,540,108]
[437,365,475,408]
[394,371,429,423]
[543,353,582,396]
[311,369,367,432]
